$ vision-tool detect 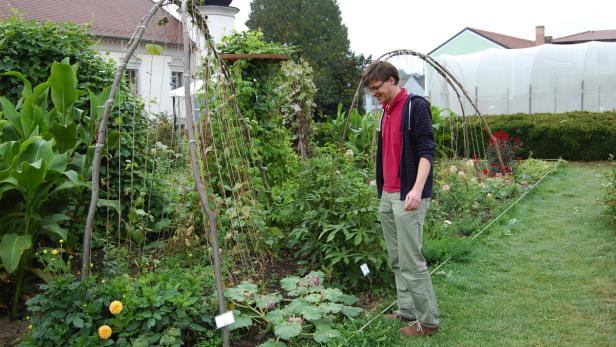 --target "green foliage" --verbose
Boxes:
[313,105,376,169]
[0,60,103,316]
[441,112,616,160]
[225,271,363,345]
[247,0,369,116]
[0,17,115,105]
[218,30,295,55]
[205,33,305,190]
[21,266,219,346]
[275,59,317,158]
[271,148,388,289]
